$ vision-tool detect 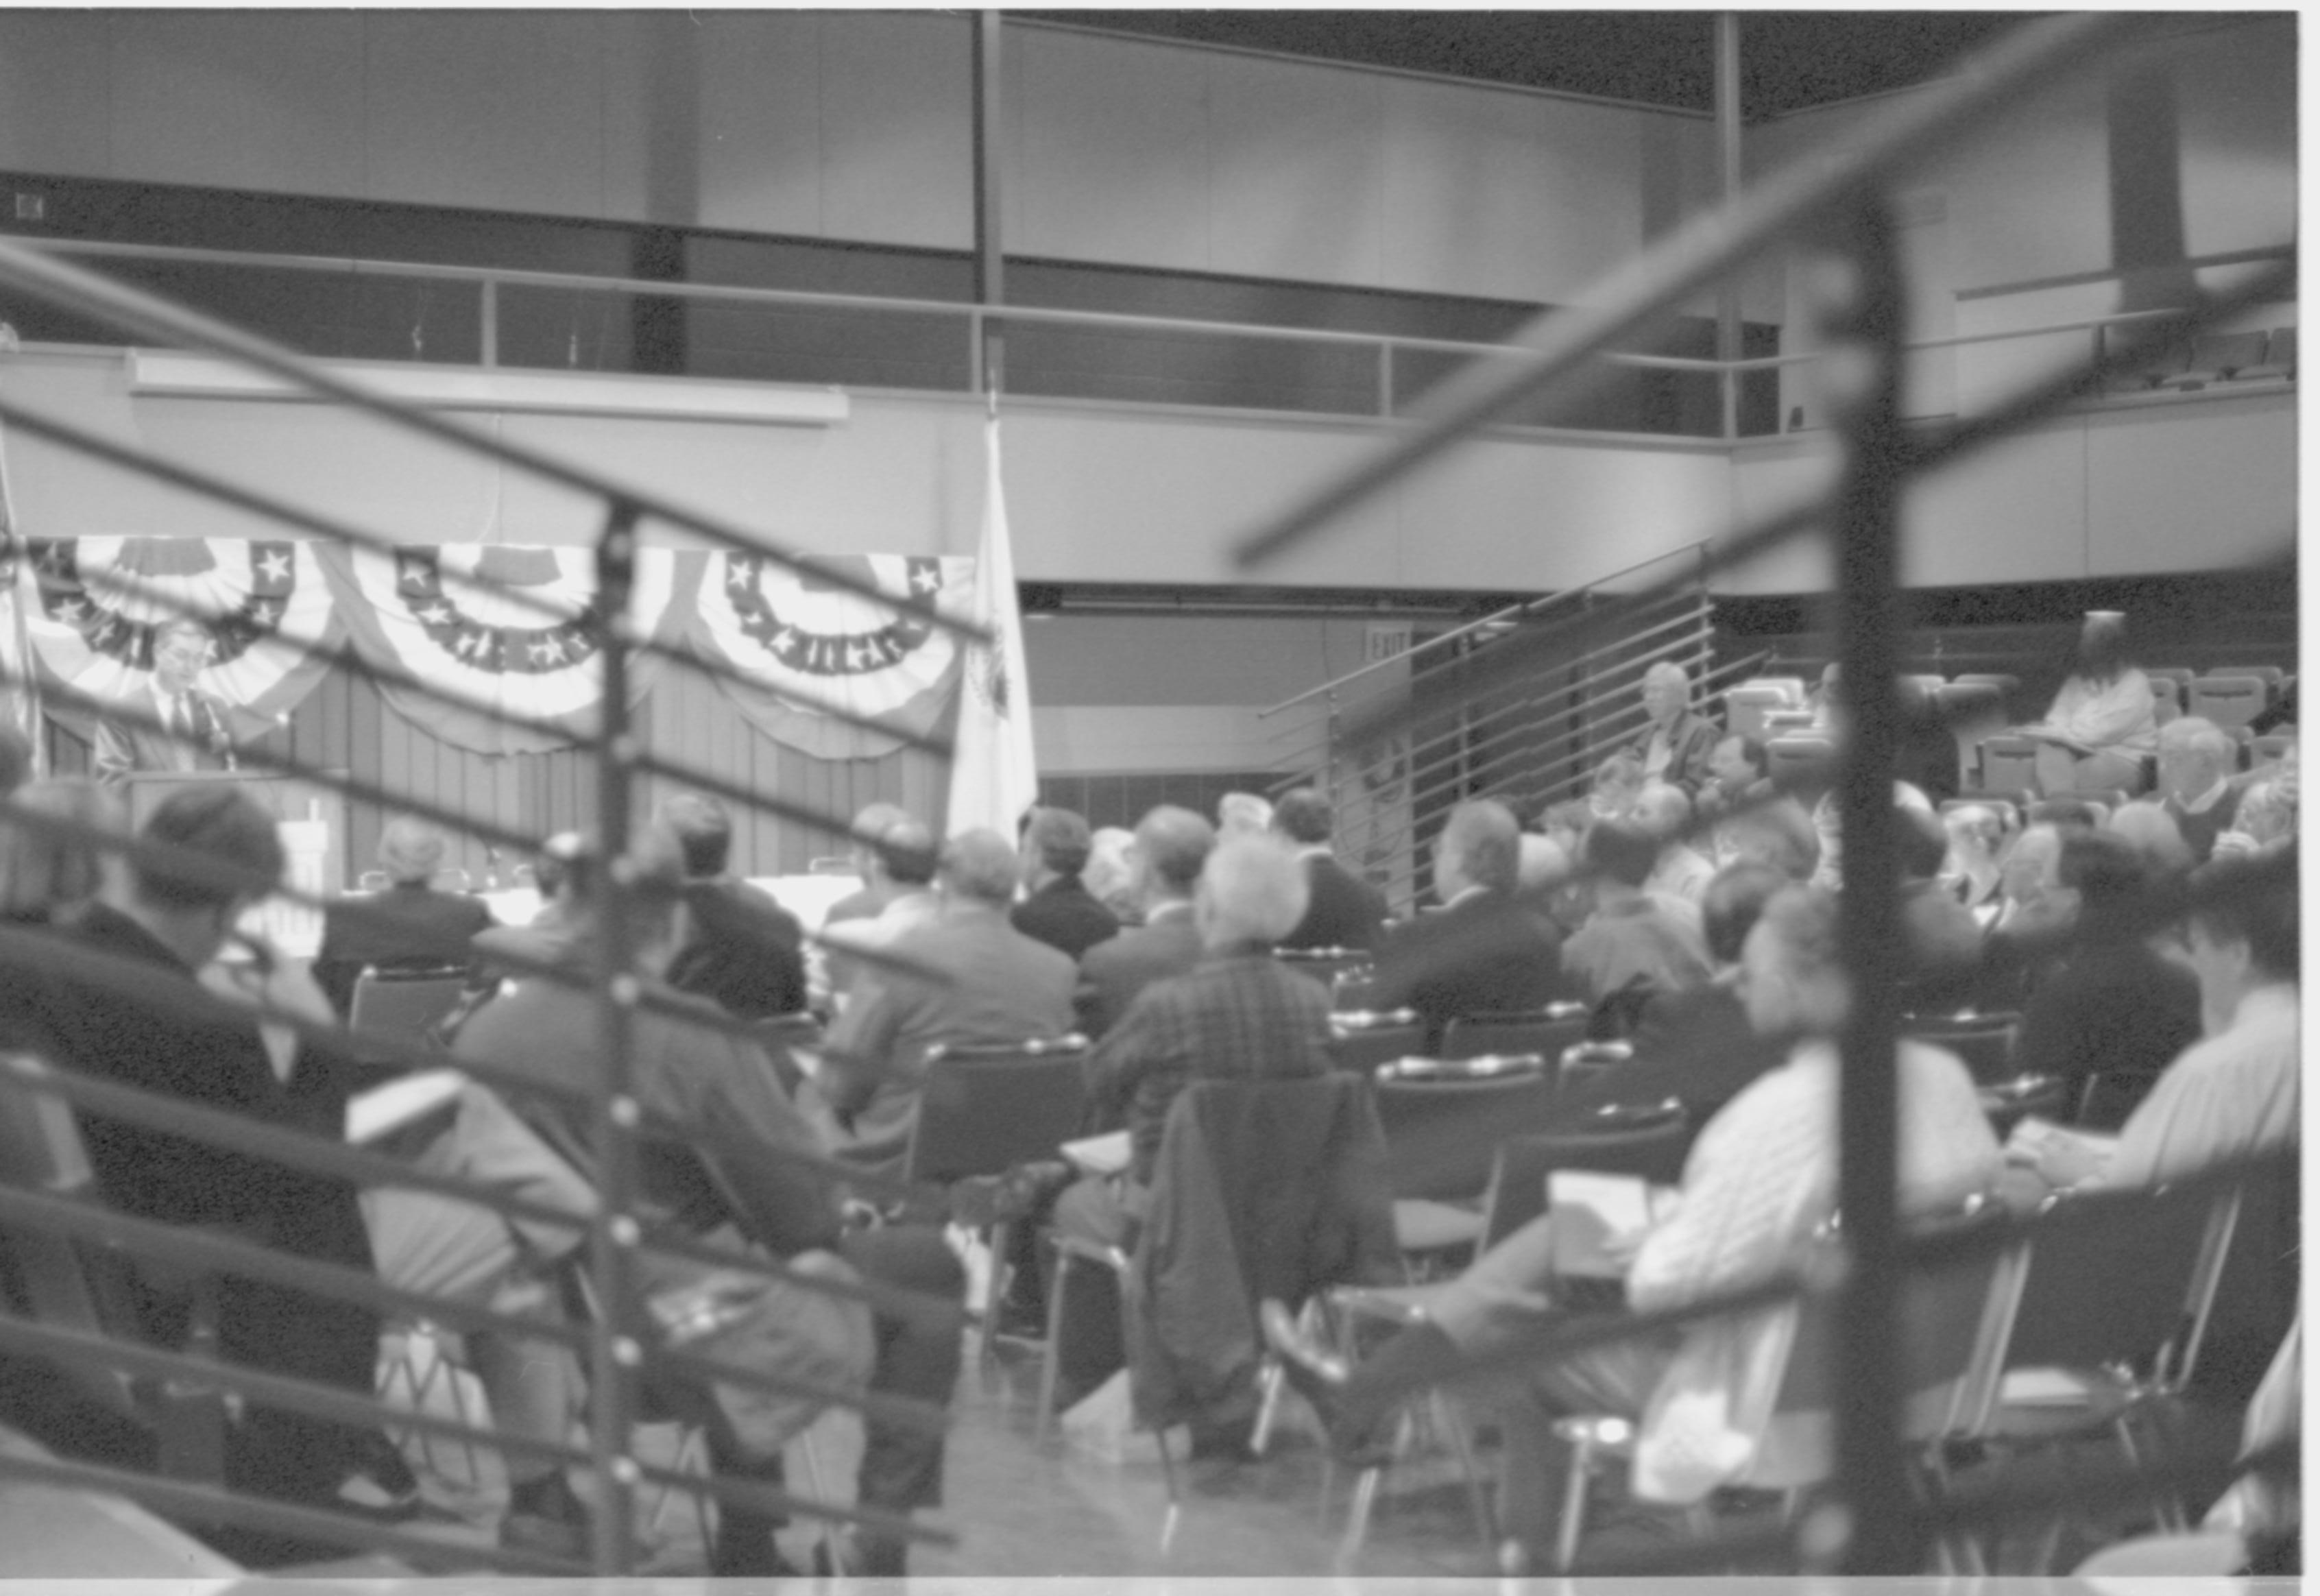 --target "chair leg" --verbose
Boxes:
[1553,1433,1597,1573]
[1249,1356,1284,1457]
[1435,1392,1497,1549]
[798,1431,846,1575]
[980,1220,1014,1390]
[1333,1410,1409,1574]
[1153,1423,1183,1556]
[653,1420,712,1559]
[1032,1248,1074,1443]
